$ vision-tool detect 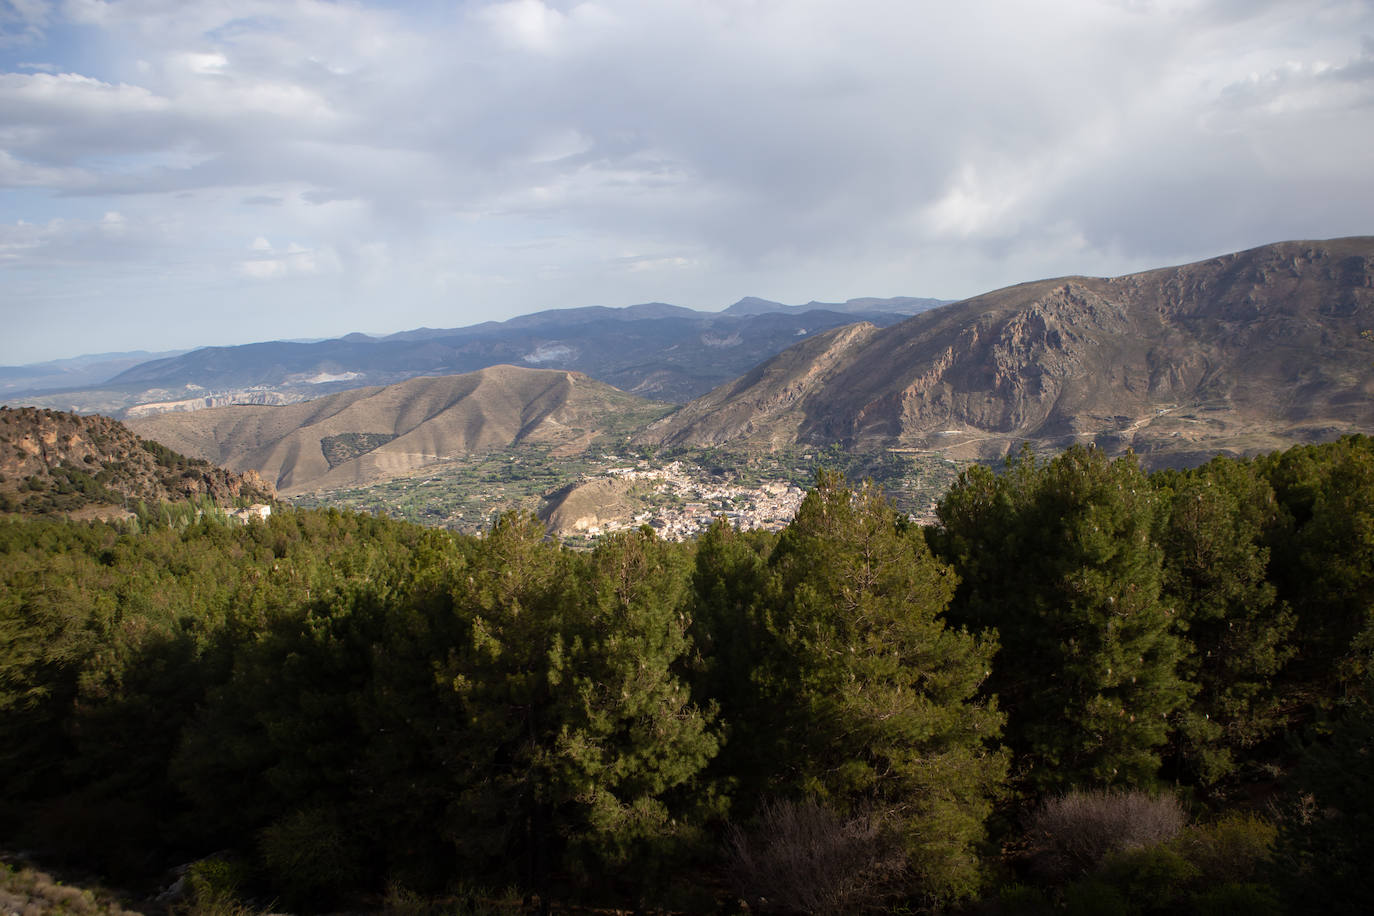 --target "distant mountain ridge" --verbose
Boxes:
[722,295,949,316]
[637,238,1374,464]
[0,348,189,398]
[6,295,943,417]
